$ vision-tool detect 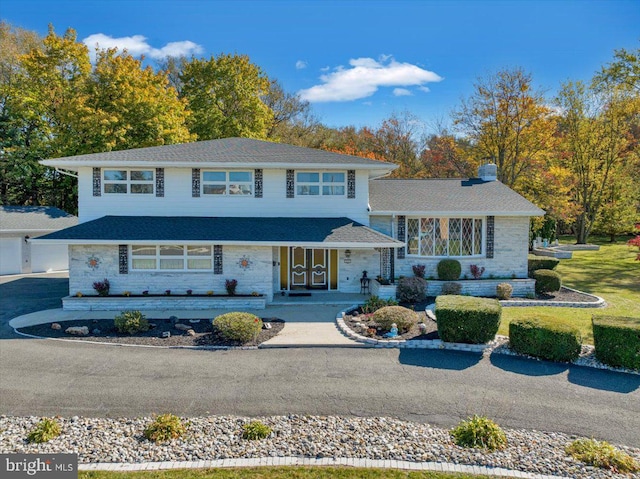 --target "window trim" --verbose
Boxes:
[129,245,214,272]
[295,170,346,197]
[103,169,155,195]
[201,170,254,197]
[405,216,485,258]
